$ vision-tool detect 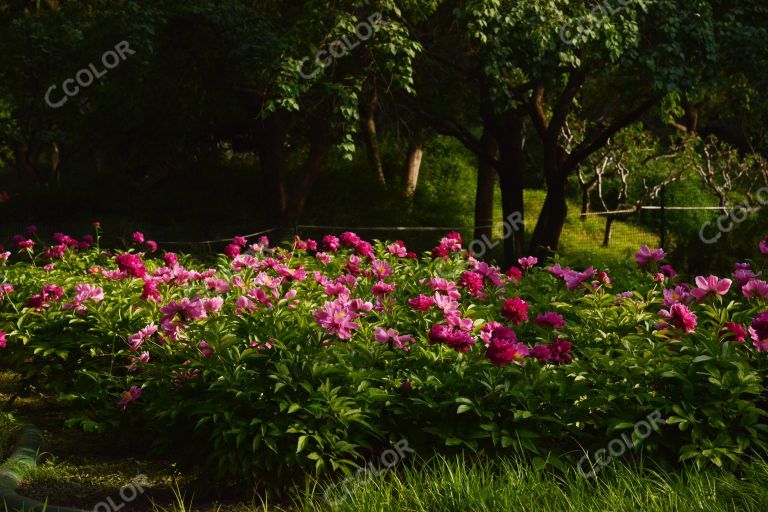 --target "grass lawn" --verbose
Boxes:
[488,189,659,269]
